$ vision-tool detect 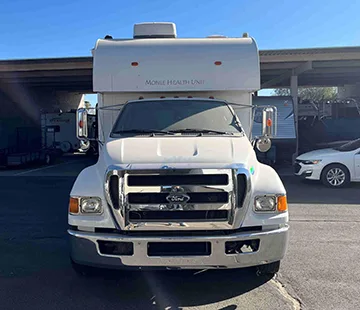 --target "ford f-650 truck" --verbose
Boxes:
[68,22,289,275]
